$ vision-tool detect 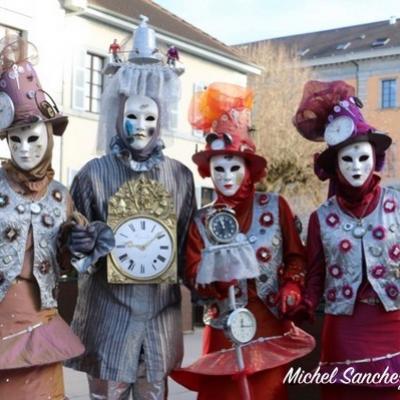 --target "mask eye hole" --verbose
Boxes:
[342,155,352,162]
[145,115,155,121]
[359,155,369,162]
[10,136,21,143]
[28,136,39,143]
[127,114,137,119]
[215,166,224,173]
[231,165,241,172]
